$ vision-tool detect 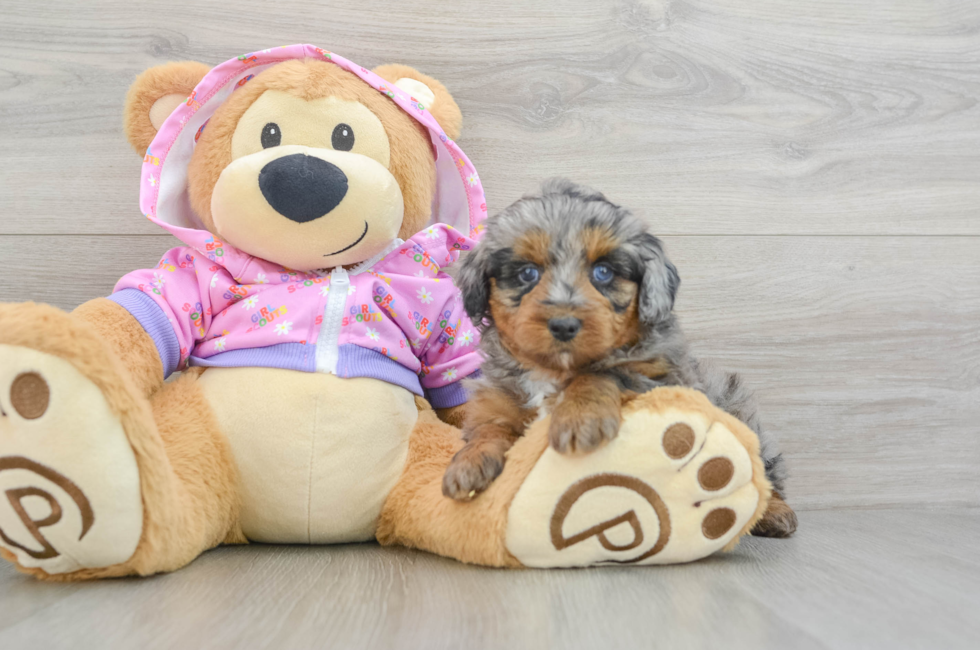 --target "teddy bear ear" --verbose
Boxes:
[123,61,212,154]
[372,64,462,141]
